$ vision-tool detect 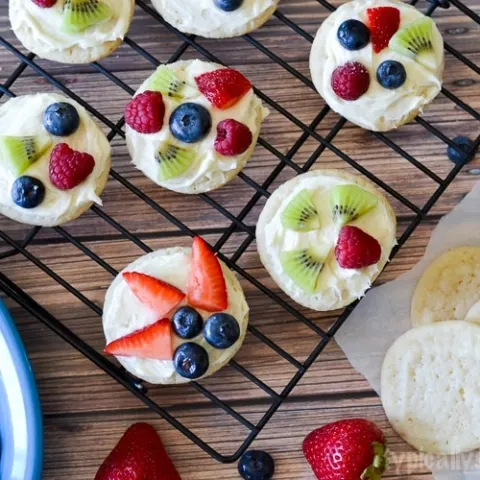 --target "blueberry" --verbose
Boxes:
[238,450,275,480]
[214,0,244,11]
[173,342,209,379]
[204,313,240,349]
[11,176,45,209]
[172,306,203,339]
[337,19,370,51]
[43,102,80,136]
[169,103,212,144]
[447,136,475,165]
[376,60,407,89]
